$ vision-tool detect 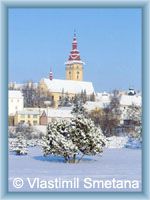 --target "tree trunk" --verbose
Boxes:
[77,154,85,163]
[73,154,76,163]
